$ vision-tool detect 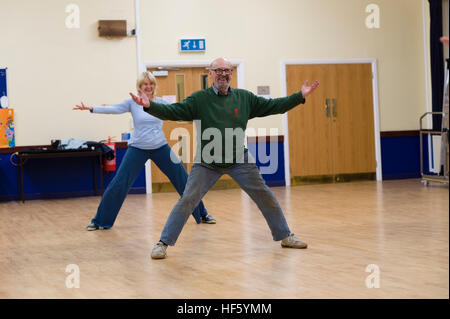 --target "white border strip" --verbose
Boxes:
[280,63,290,186]
[370,60,383,181]
[281,58,383,183]
[422,0,434,172]
[135,0,144,73]
[134,0,153,193]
